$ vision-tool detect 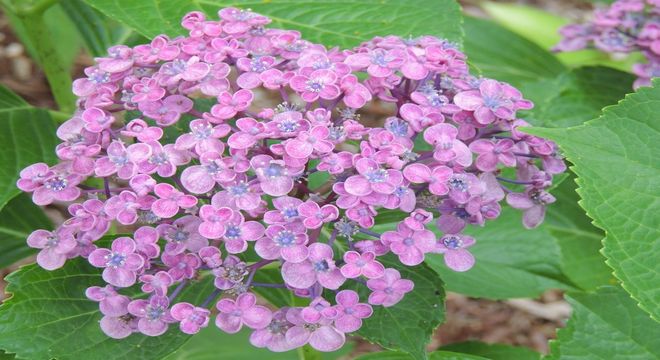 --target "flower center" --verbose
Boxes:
[365,168,388,183]
[45,177,68,191]
[442,235,463,250]
[225,225,241,239]
[313,260,330,272]
[106,252,126,267]
[274,230,295,247]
